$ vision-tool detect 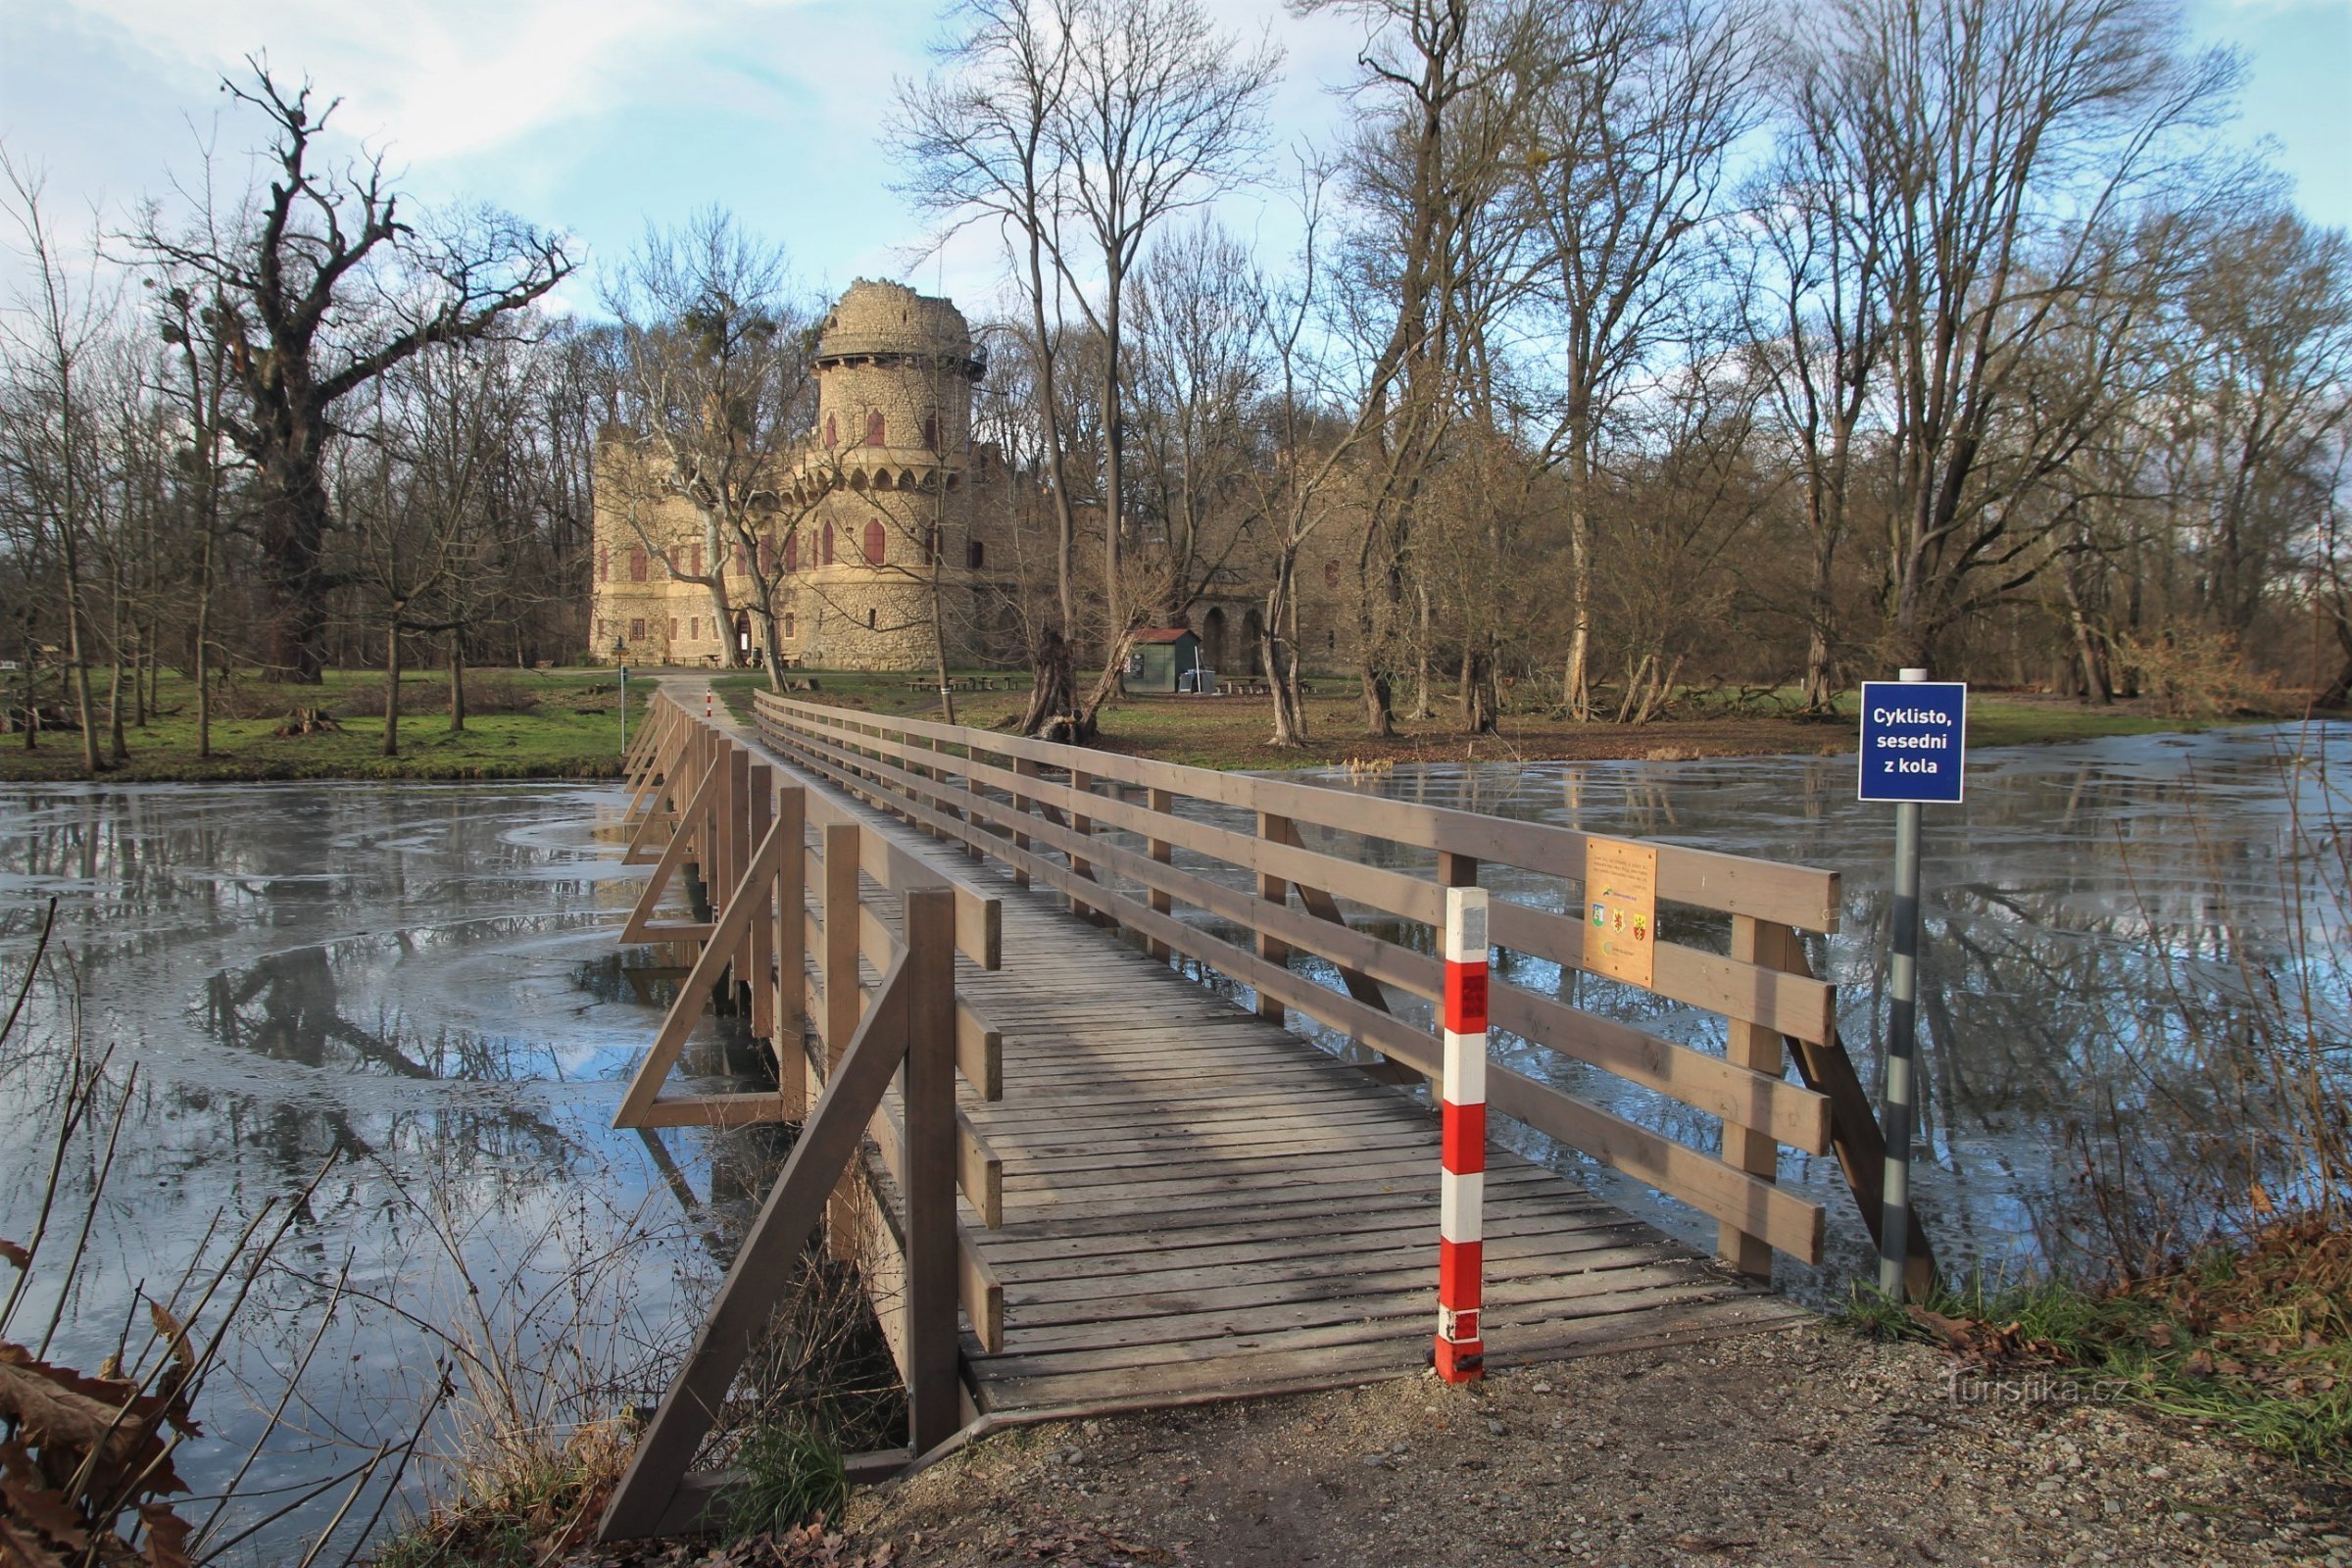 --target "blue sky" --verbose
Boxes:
[2,0,2345,317]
